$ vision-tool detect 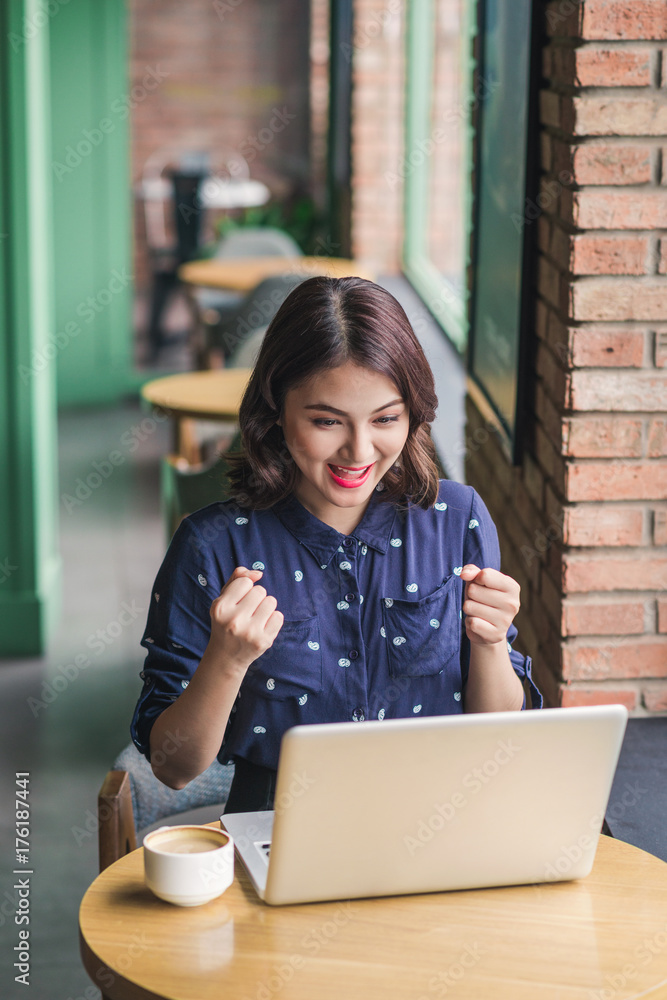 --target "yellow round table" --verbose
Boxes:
[79,834,667,1000]
[140,368,252,464]
[178,255,374,292]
